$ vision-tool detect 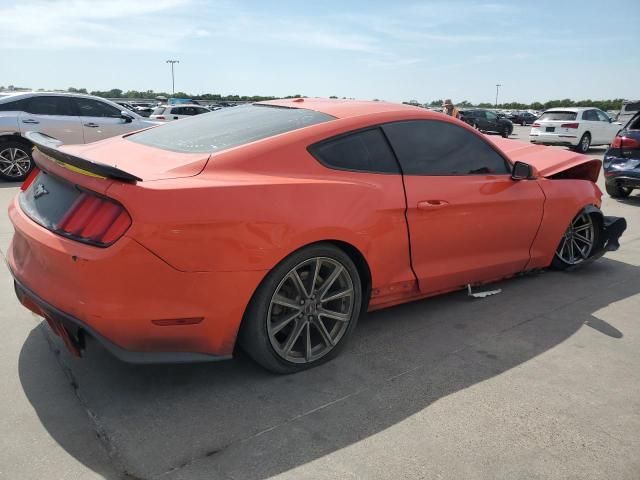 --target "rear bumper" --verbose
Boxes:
[529,133,579,147]
[7,195,266,362]
[13,277,228,364]
[604,167,640,189]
